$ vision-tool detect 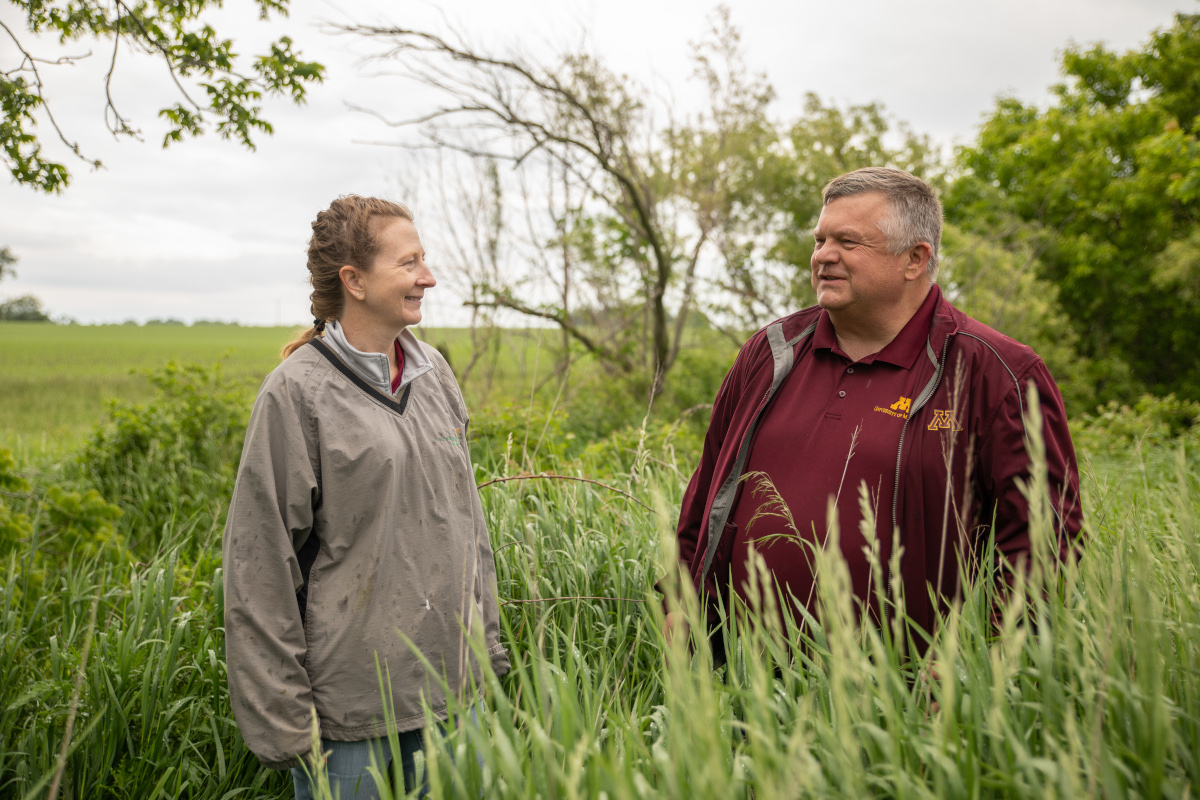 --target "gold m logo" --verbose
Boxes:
[889,396,912,413]
[927,409,963,432]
